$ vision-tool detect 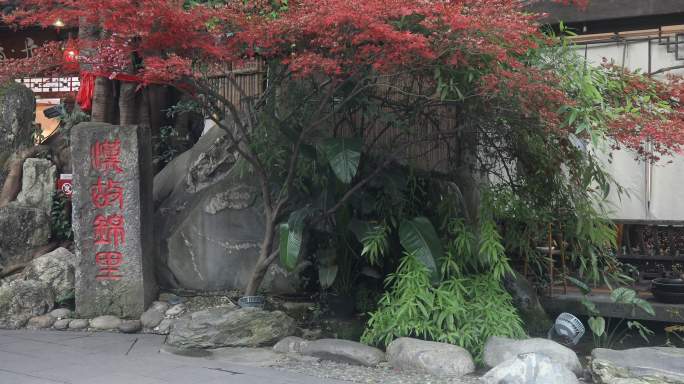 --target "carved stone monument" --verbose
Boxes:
[71,123,156,317]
